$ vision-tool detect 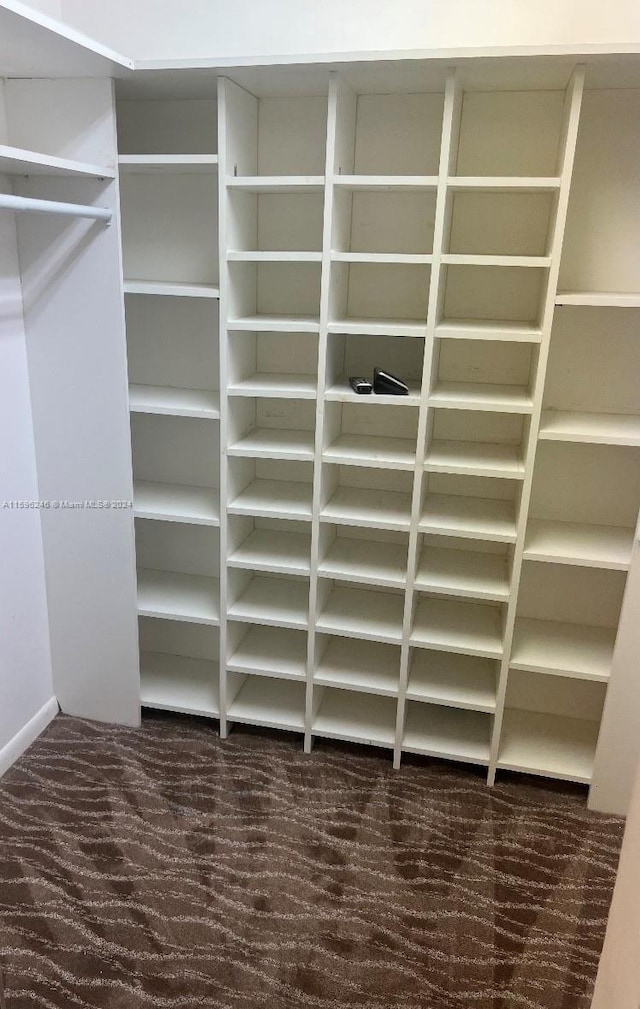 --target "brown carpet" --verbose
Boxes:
[0,712,623,1009]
